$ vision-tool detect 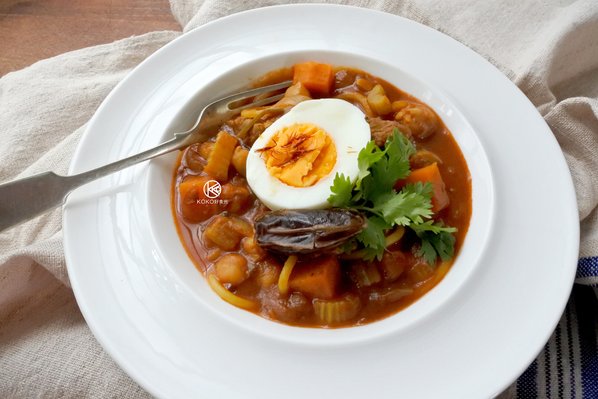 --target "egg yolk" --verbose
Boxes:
[258,123,337,187]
